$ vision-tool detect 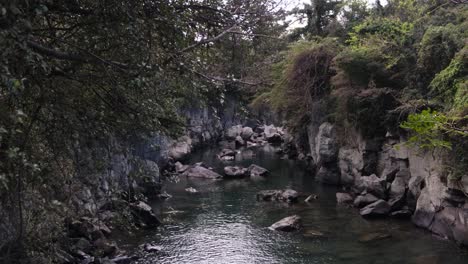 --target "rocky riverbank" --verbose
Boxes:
[303,121,468,247]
